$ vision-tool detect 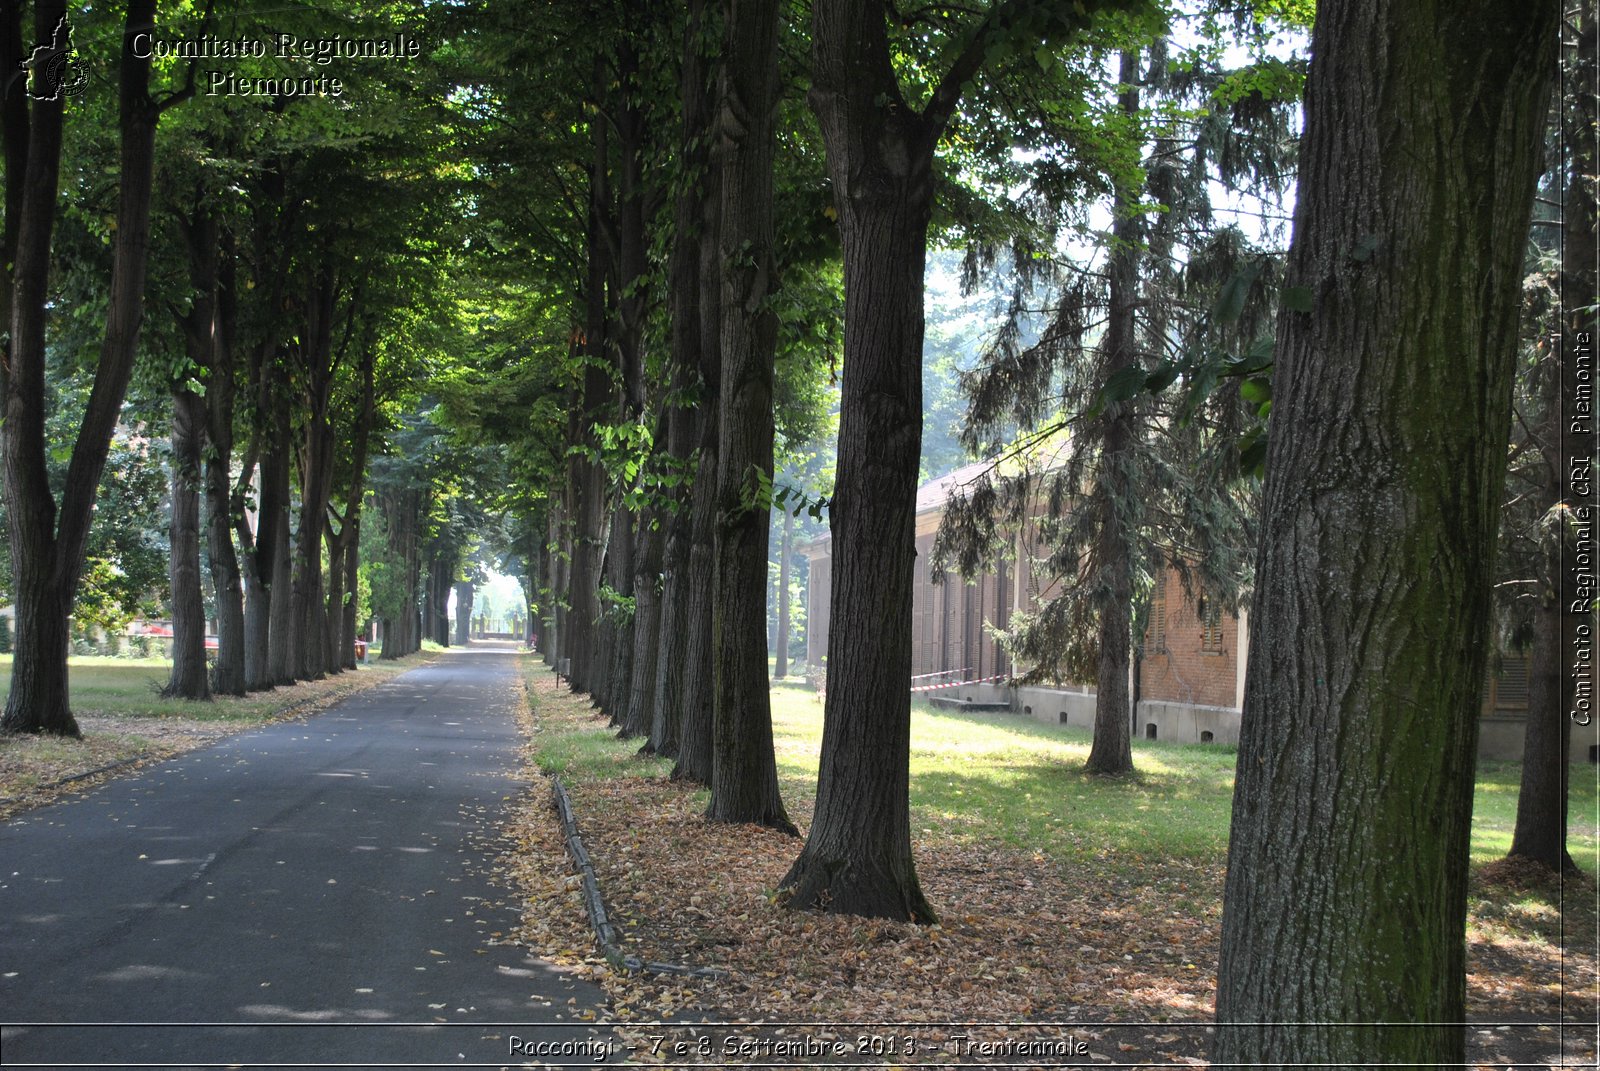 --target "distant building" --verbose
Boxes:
[801,461,1592,764]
